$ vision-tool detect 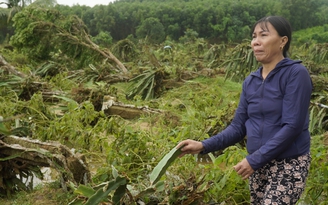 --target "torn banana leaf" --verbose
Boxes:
[149,145,184,185]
